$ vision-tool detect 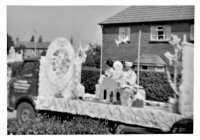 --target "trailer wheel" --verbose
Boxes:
[17,102,35,123]
[170,118,193,133]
